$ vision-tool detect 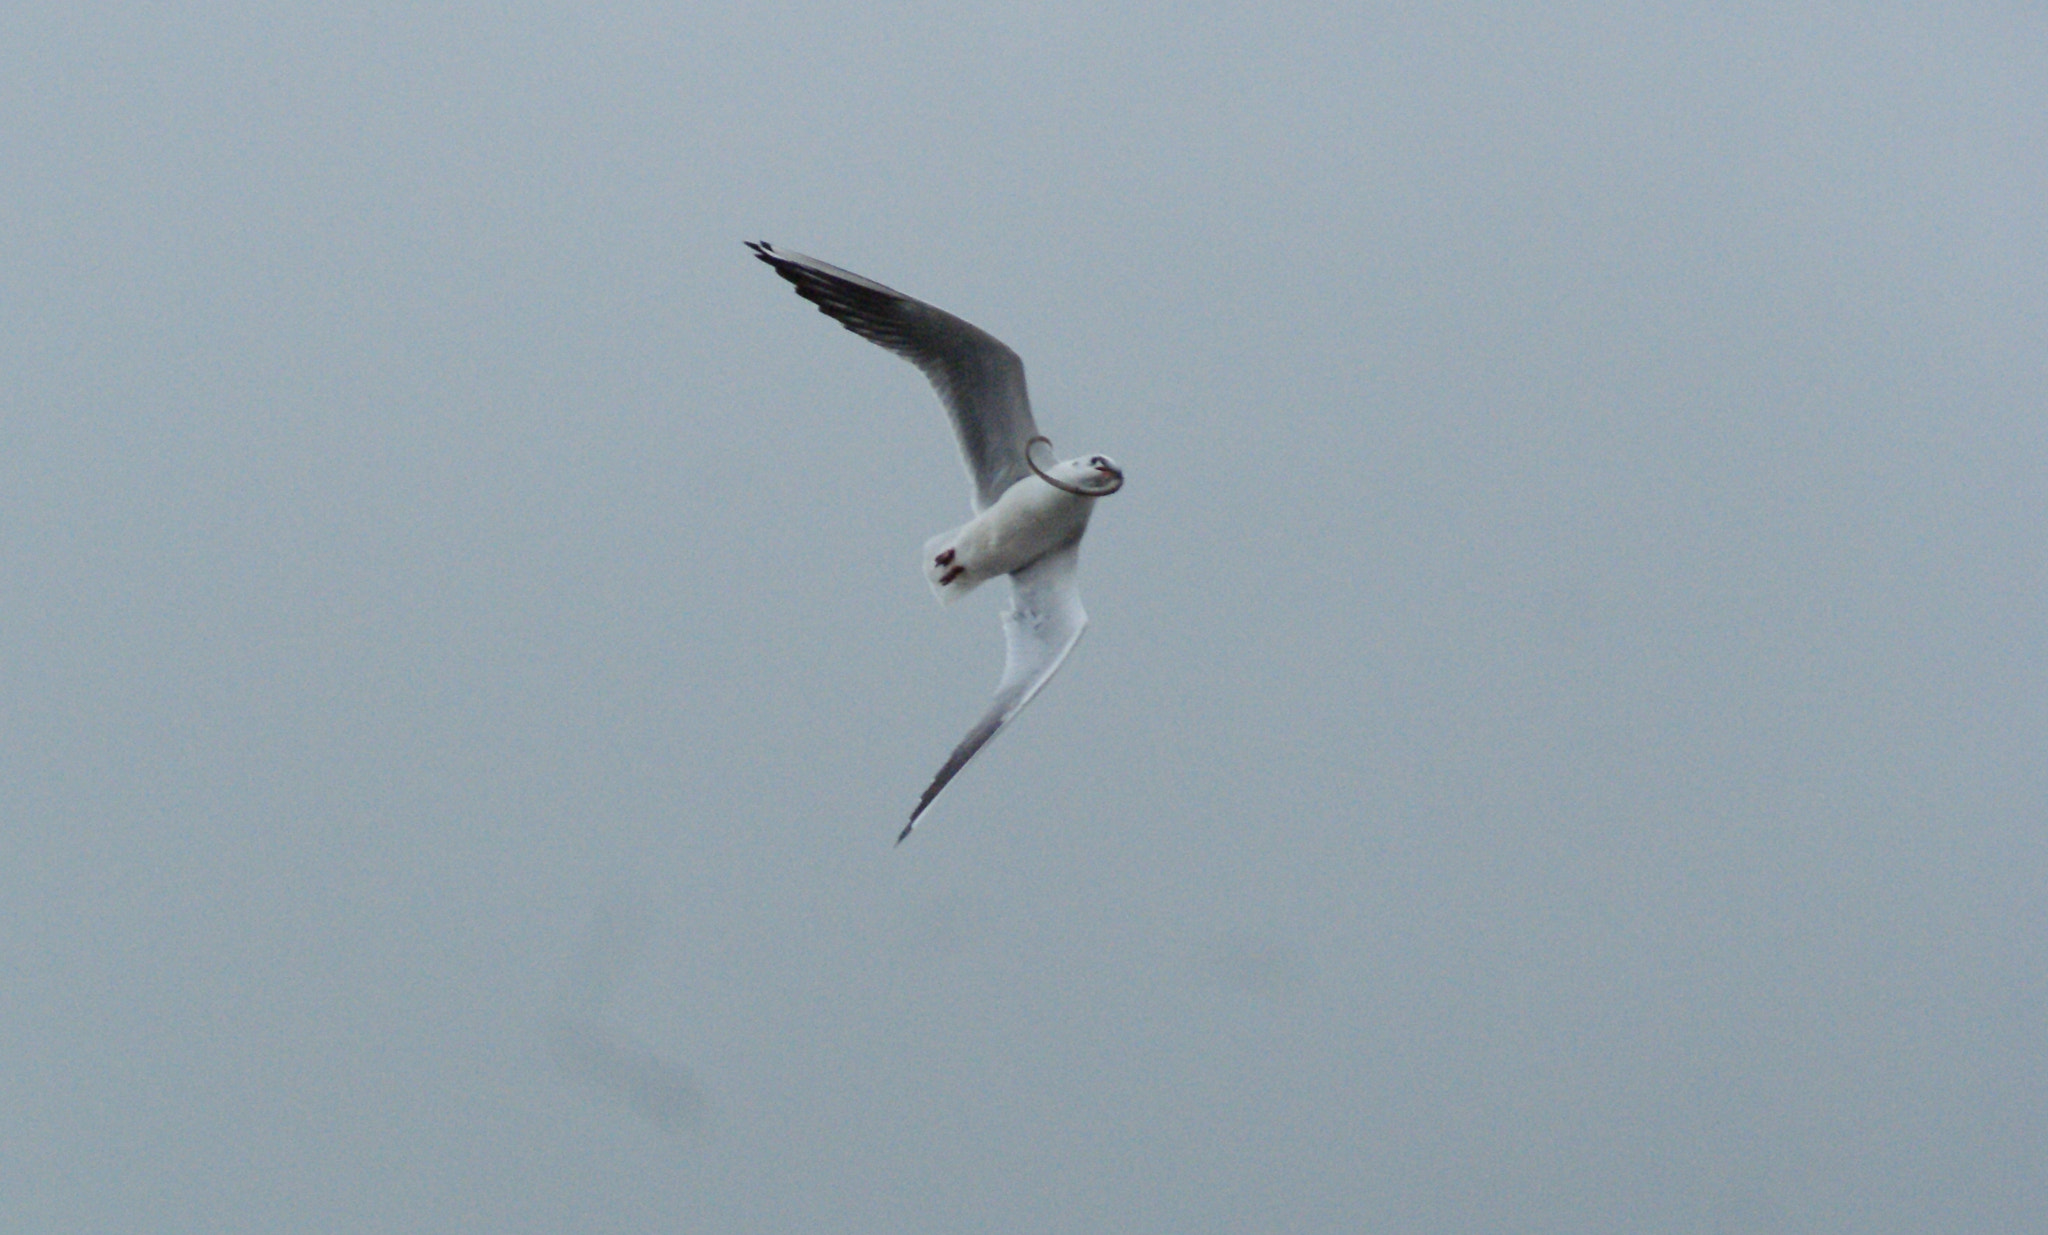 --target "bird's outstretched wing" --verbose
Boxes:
[748,241,1039,511]
[902,545,1088,841]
